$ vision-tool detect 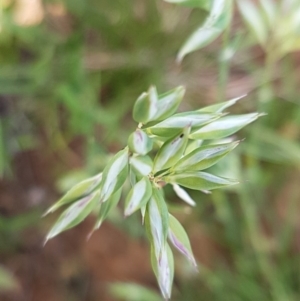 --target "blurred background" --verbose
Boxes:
[1,0,300,300]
